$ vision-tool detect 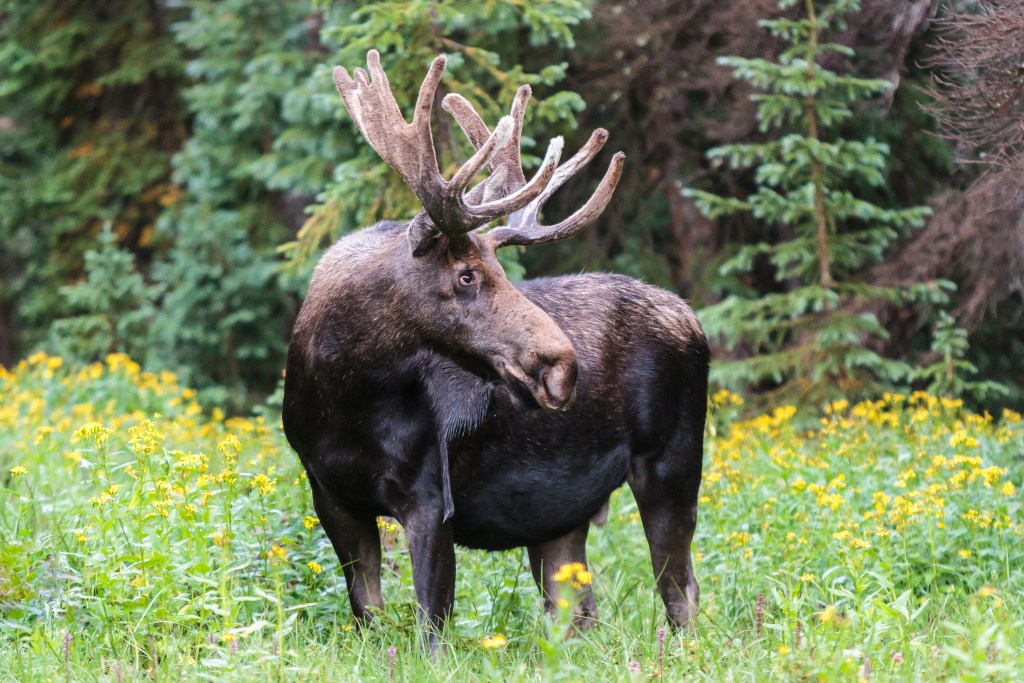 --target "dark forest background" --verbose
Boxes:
[1,0,1021,413]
